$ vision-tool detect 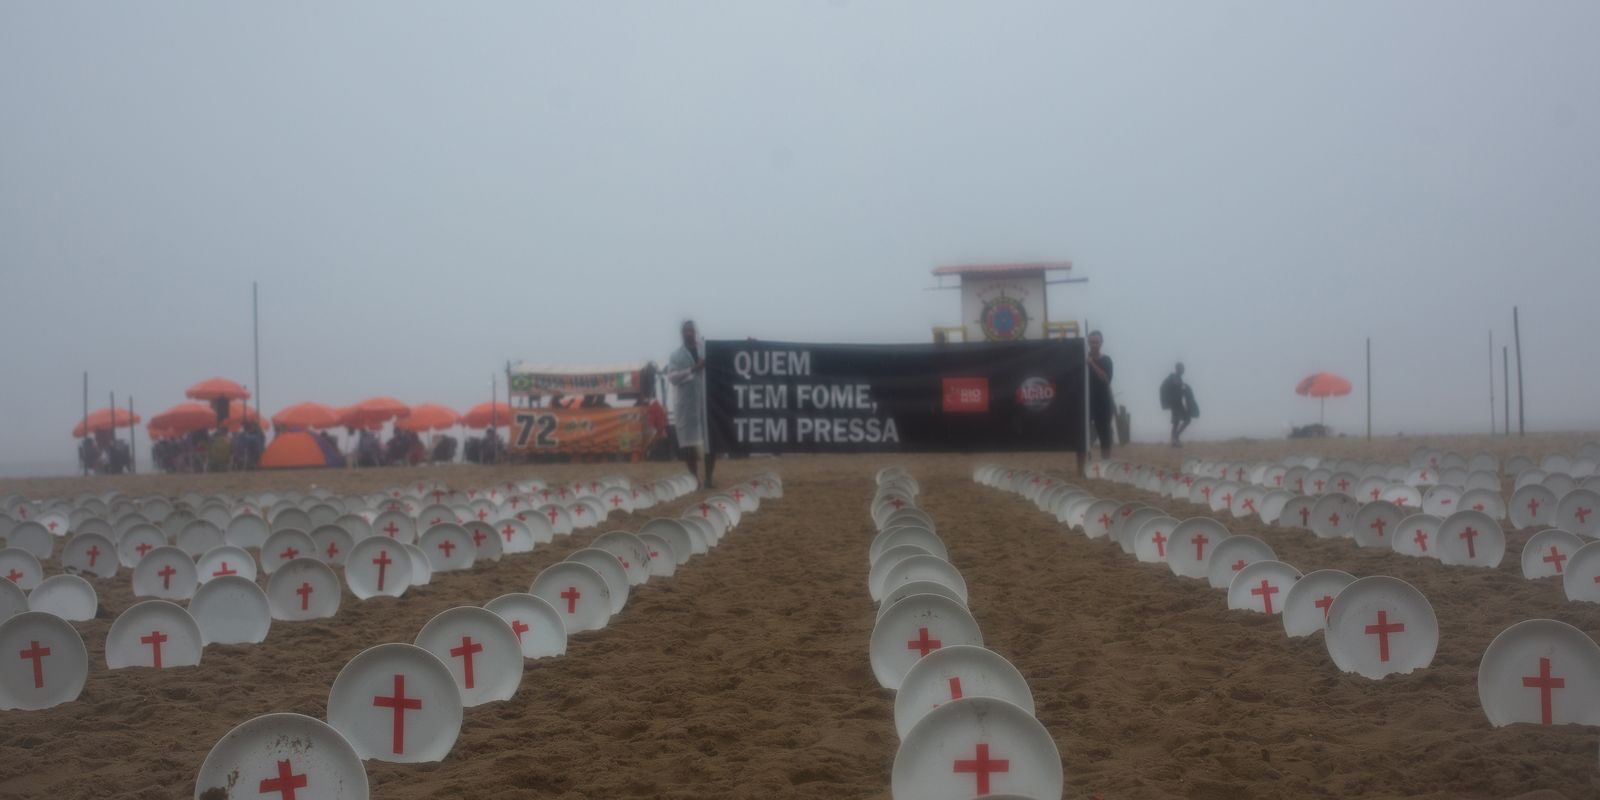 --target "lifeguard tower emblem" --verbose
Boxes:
[979,294,1030,341]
